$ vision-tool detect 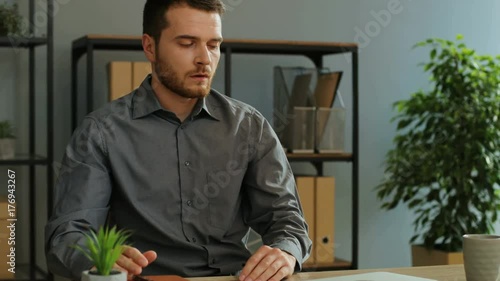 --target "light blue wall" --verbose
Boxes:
[3,0,499,273]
